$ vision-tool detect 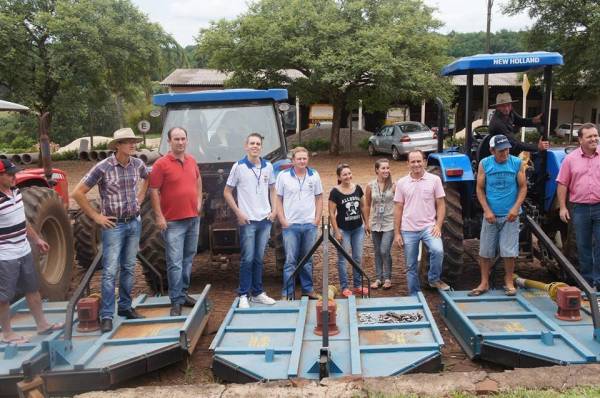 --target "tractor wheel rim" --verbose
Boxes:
[39,216,66,284]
